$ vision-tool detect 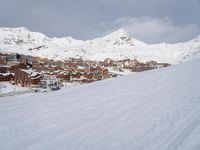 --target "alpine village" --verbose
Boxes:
[0,52,170,92]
